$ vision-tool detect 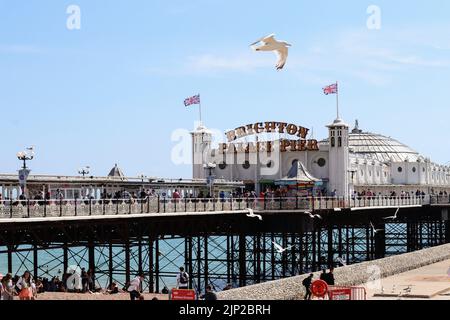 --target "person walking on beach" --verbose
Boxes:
[16,271,34,300]
[302,274,314,300]
[128,273,145,301]
[176,267,189,289]
[1,273,15,300]
[326,268,335,286]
